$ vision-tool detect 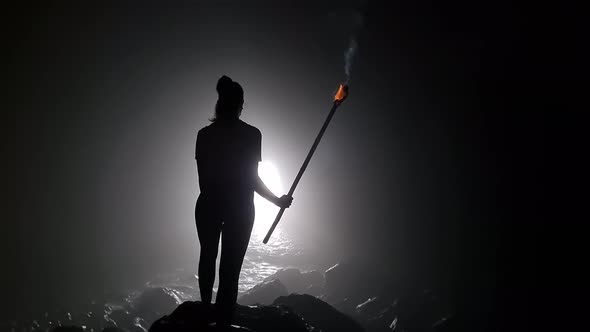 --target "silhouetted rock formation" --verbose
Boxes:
[261,268,325,295]
[318,262,454,332]
[148,301,319,332]
[300,271,325,295]
[23,264,462,332]
[324,262,371,306]
[237,279,288,305]
[133,287,182,324]
[354,296,397,332]
[386,290,451,332]
[51,327,84,332]
[101,327,127,332]
[273,294,363,332]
